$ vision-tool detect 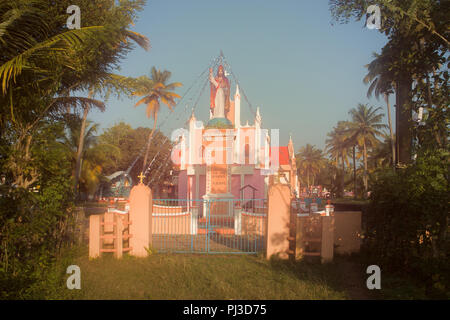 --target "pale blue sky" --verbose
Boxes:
[88,0,391,151]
